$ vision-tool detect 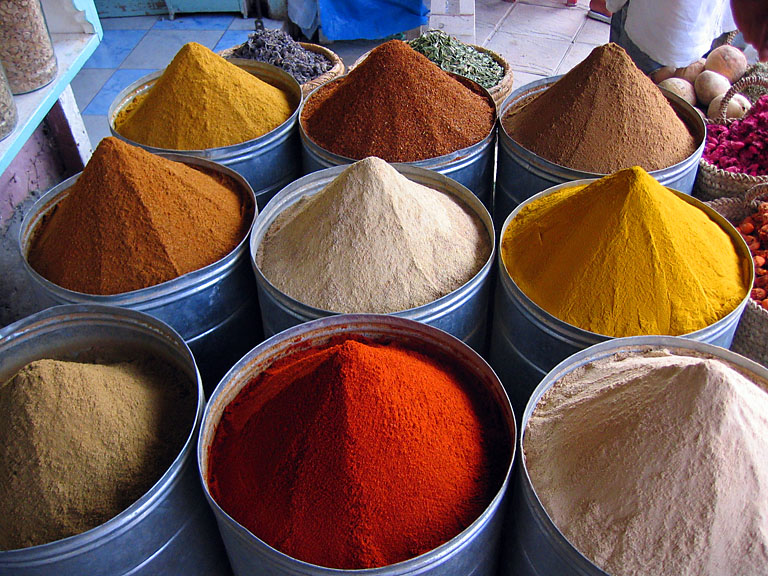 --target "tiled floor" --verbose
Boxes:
[71,0,609,147]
